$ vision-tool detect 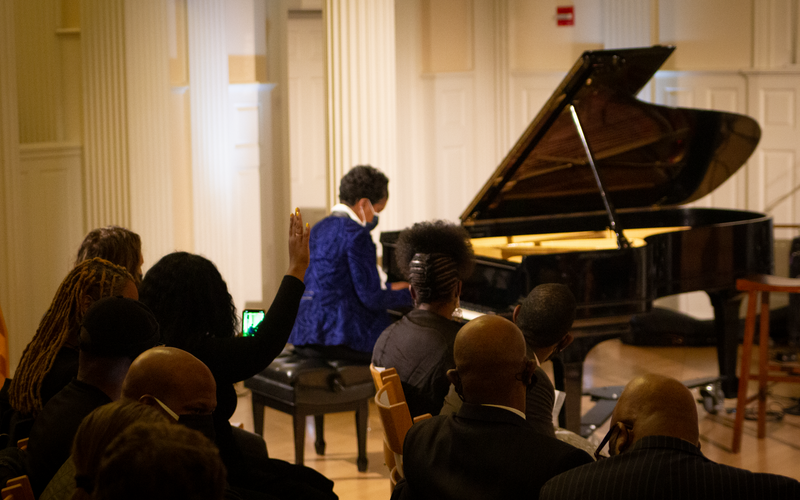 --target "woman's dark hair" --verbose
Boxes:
[92,422,226,500]
[338,165,389,205]
[395,221,475,304]
[138,252,237,350]
[75,226,143,283]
